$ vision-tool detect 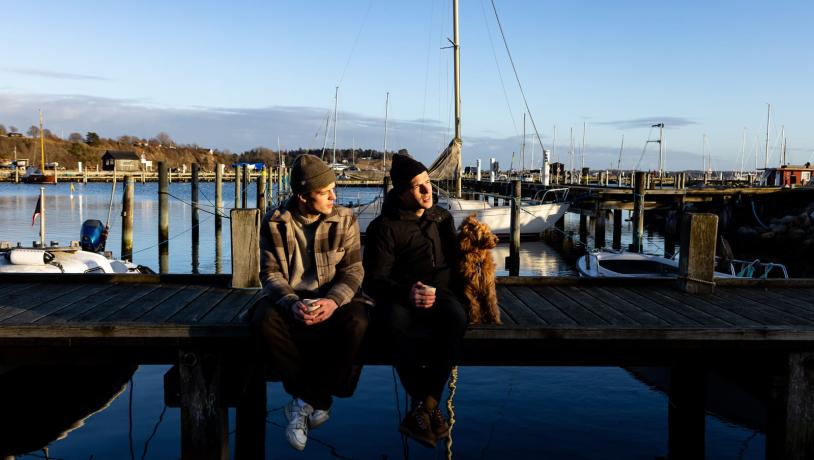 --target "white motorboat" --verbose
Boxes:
[577,250,788,279]
[0,245,149,274]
